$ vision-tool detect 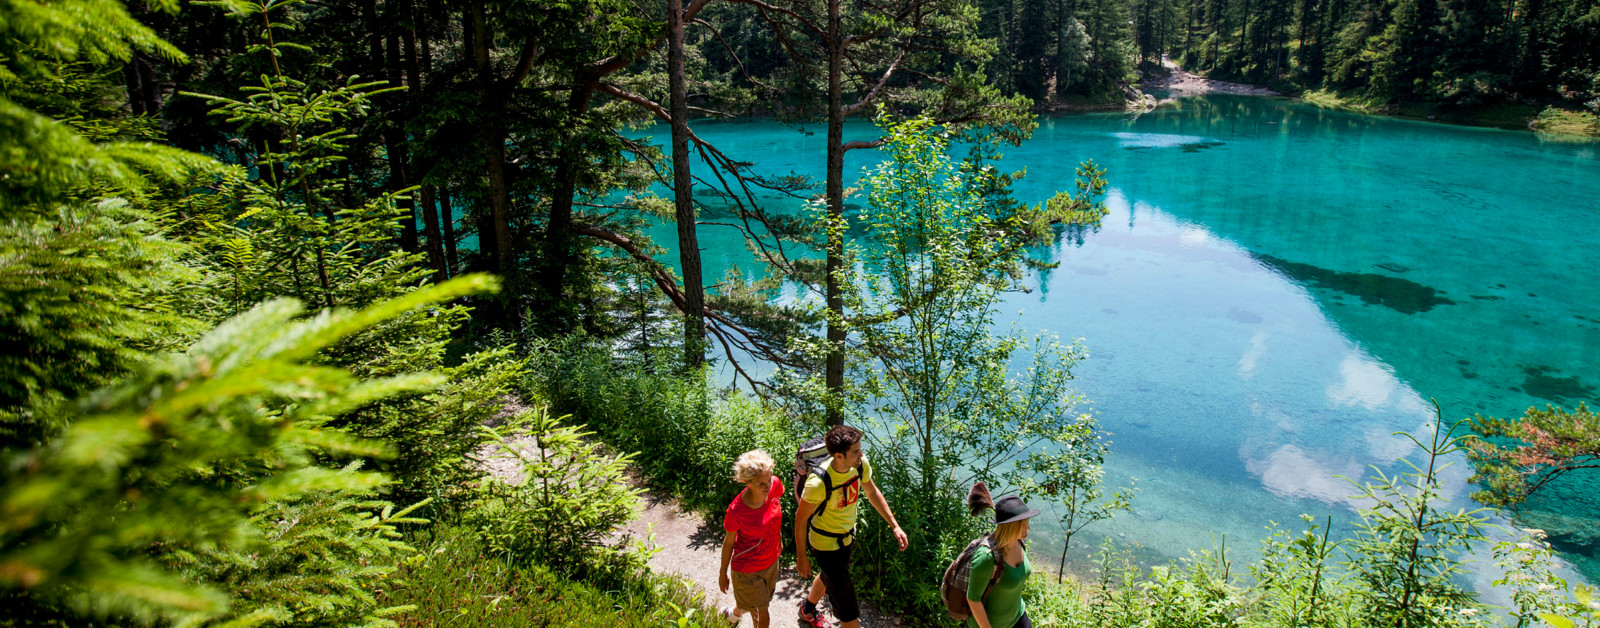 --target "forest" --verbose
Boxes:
[3,0,1599,626]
